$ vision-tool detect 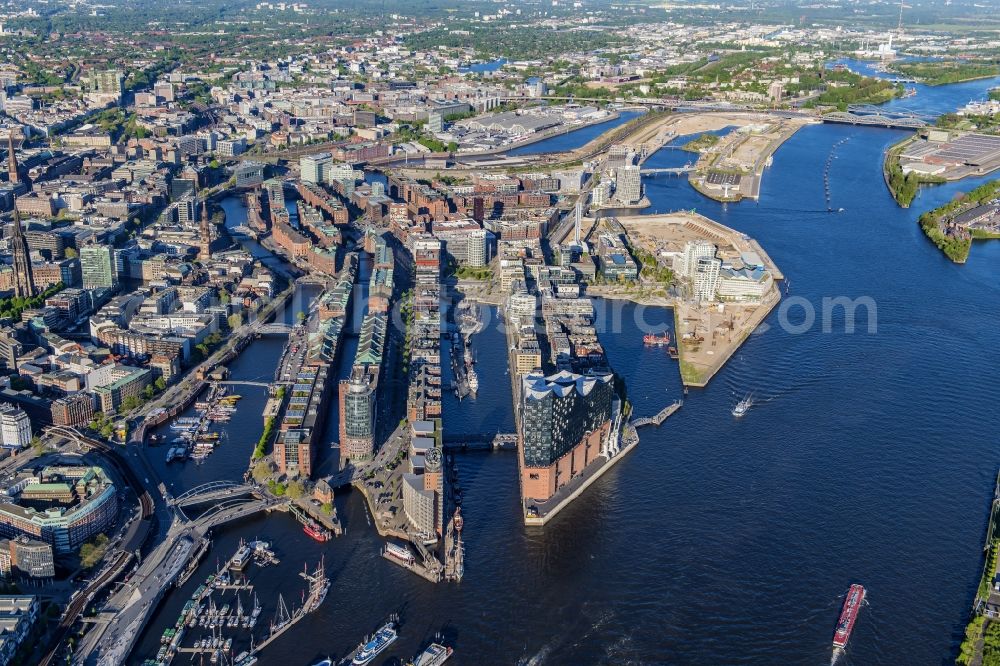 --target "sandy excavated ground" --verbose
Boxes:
[728,134,775,166]
[626,112,811,154]
[617,212,711,246]
[670,112,777,135]
[623,112,761,146]
[617,212,783,280]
